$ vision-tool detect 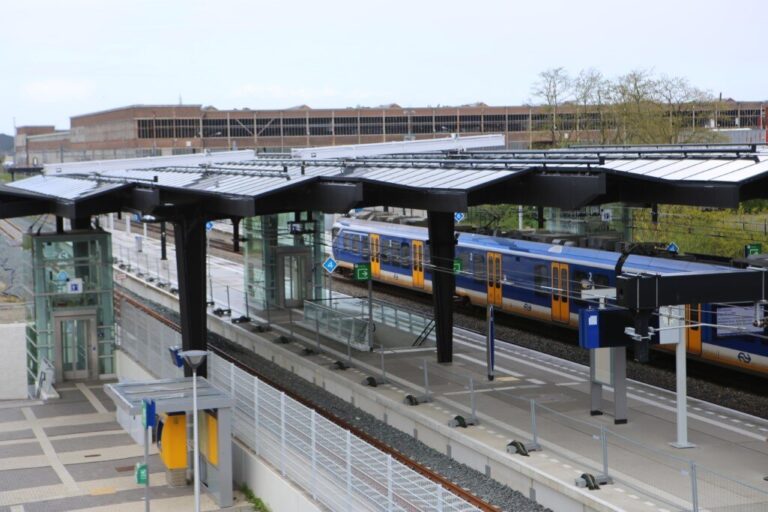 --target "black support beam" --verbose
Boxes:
[173,214,208,377]
[616,270,767,310]
[468,173,606,209]
[427,211,456,363]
